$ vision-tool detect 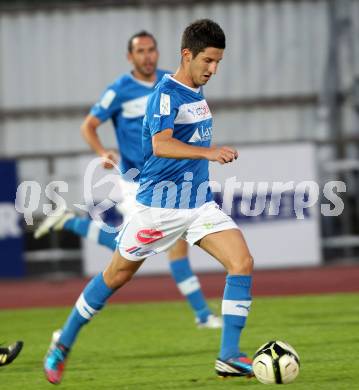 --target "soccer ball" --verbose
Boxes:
[253,341,300,384]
